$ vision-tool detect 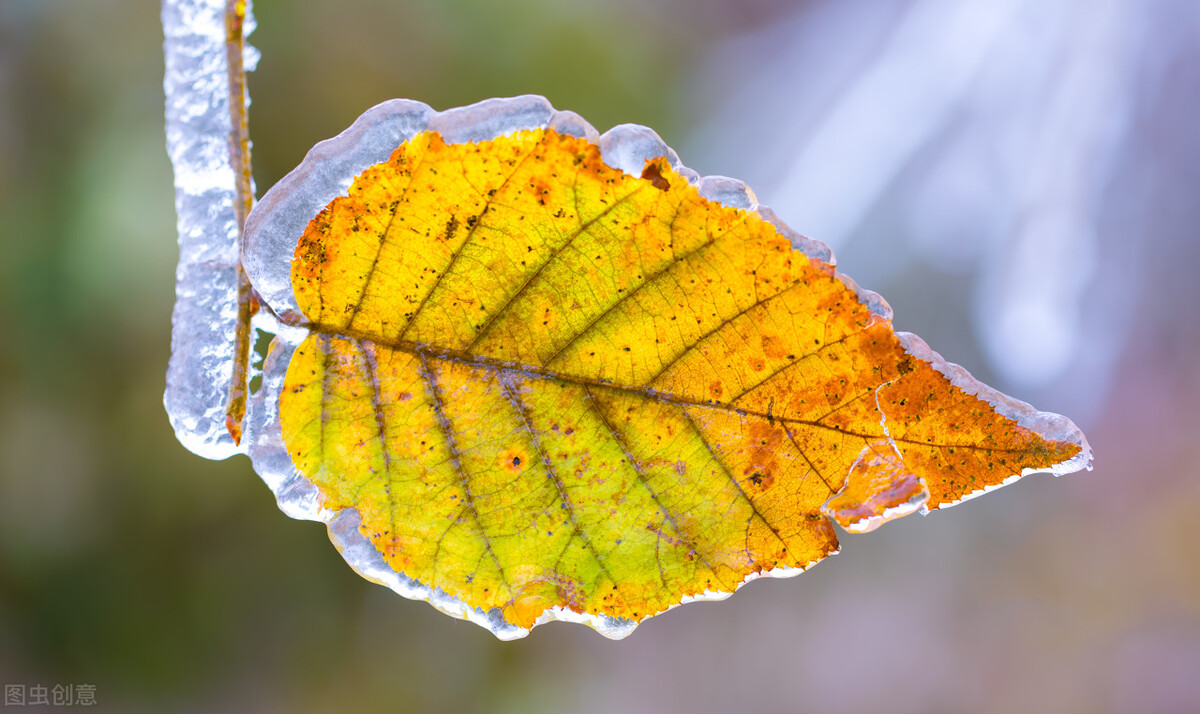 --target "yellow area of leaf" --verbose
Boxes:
[279,129,1081,628]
